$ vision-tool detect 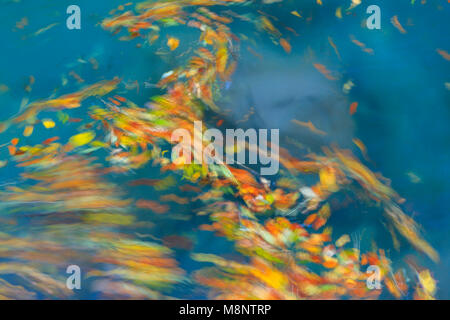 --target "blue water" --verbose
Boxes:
[0,0,449,299]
